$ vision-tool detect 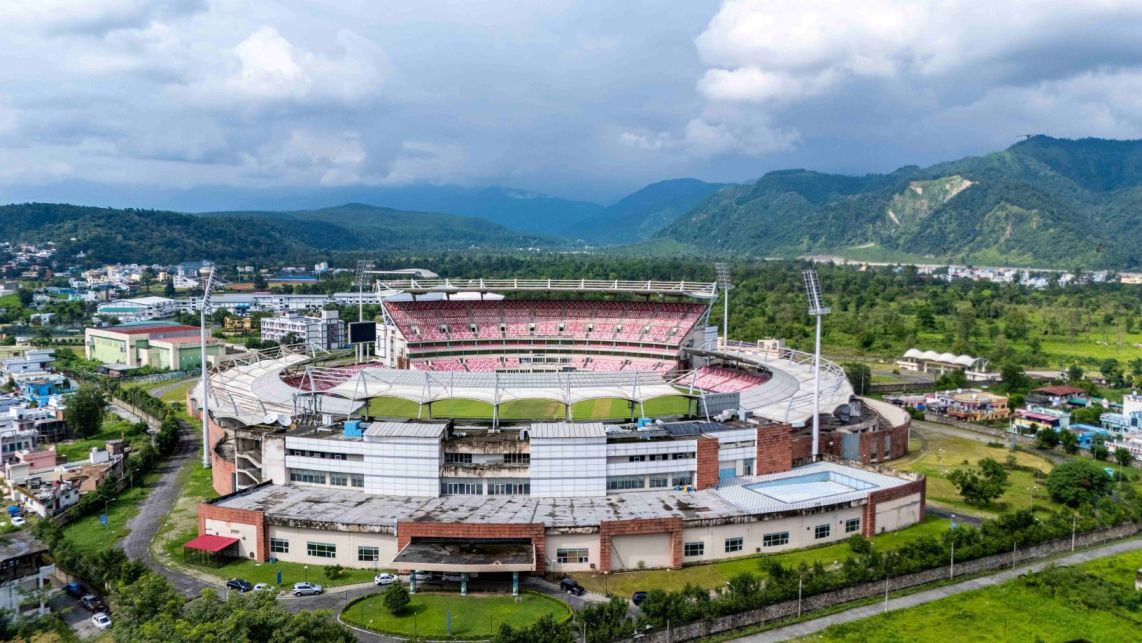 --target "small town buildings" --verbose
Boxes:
[96,296,179,322]
[0,349,54,377]
[0,531,53,619]
[926,389,1010,421]
[85,322,224,370]
[1012,406,1071,434]
[260,309,345,350]
[895,349,997,382]
[1028,385,1089,407]
[1101,393,1142,435]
